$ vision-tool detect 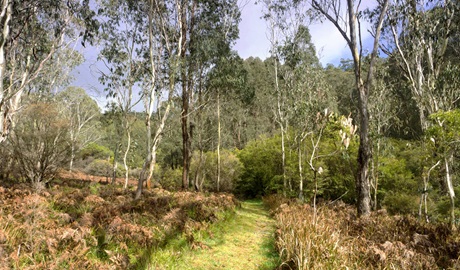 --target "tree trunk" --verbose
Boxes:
[123,130,131,189]
[111,142,120,185]
[217,89,221,192]
[180,0,190,190]
[281,125,287,195]
[445,157,456,229]
[69,139,76,172]
[194,149,204,191]
[298,141,304,201]
[356,85,372,216]
[0,0,12,144]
